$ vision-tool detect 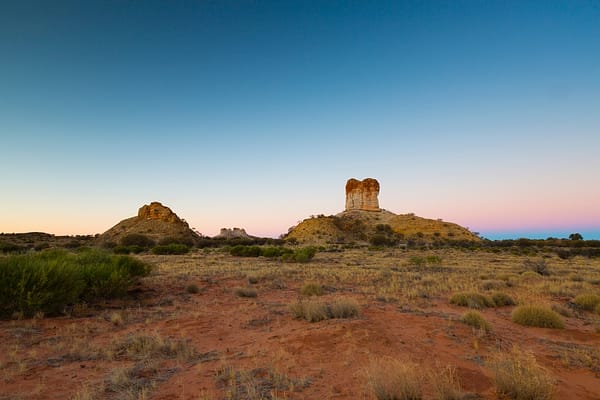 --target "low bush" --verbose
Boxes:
[449,292,495,309]
[290,298,360,322]
[329,298,360,318]
[284,247,317,263]
[234,287,257,298]
[152,244,190,255]
[523,259,550,276]
[408,256,426,267]
[0,249,151,318]
[300,283,323,296]
[461,310,491,331]
[229,245,262,257]
[573,294,600,311]
[120,234,155,248]
[595,303,600,315]
[489,346,555,400]
[491,292,515,307]
[186,284,200,294]
[290,300,330,322]
[511,305,565,329]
